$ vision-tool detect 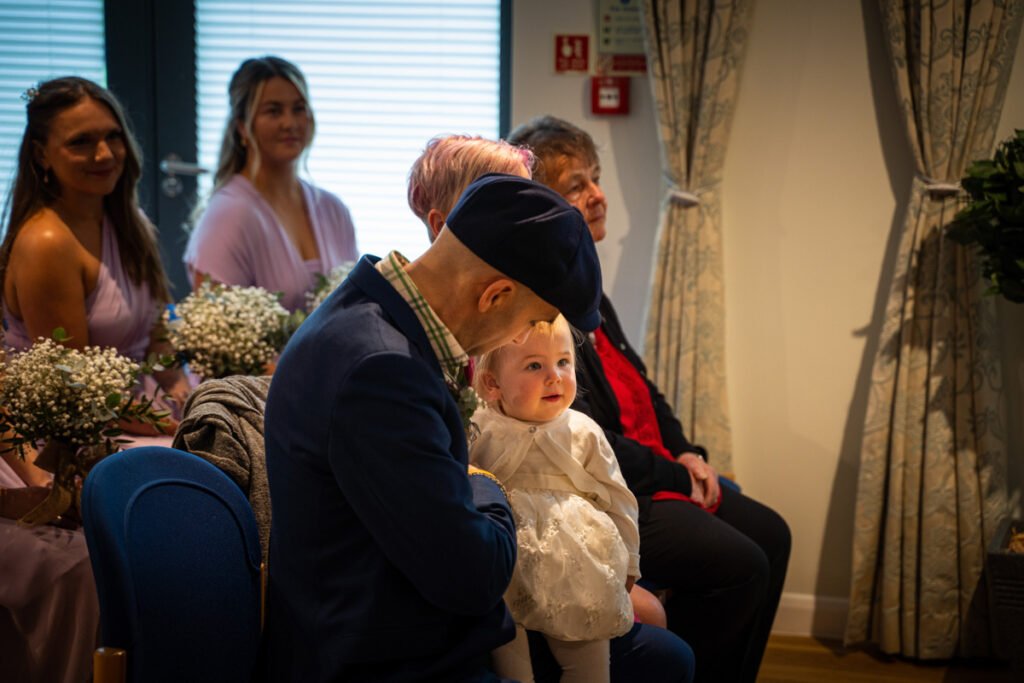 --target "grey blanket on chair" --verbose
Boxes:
[172,375,272,563]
